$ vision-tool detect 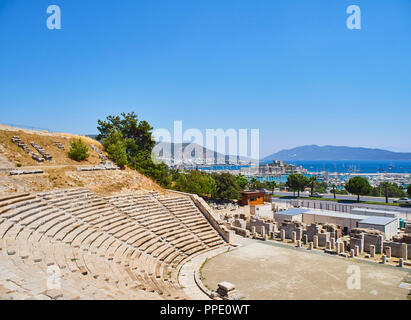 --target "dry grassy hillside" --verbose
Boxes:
[0,125,102,167]
[0,125,164,196]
